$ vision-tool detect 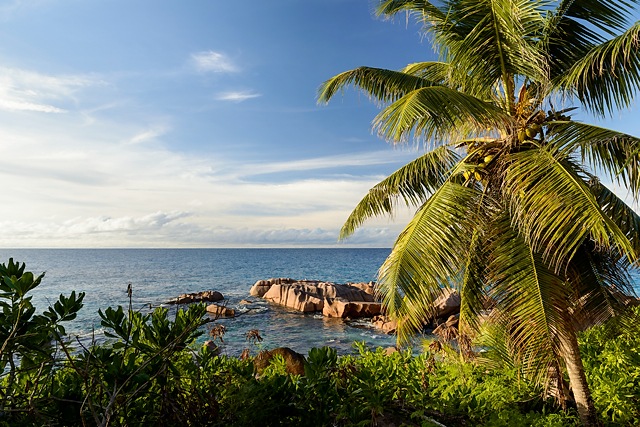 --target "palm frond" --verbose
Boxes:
[401,60,494,99]
[458,226,488,335]
[378,181,482,344]
[474,321,521,371]
[550,0,639,41]
[317,67,435,106]
[400,61,466,91]
[547,120,640,196]
[379,0,548,102]
[377,0,449,27]
[543,16,599,80]
[372,86,509,143]
[544,0,639,81]
[485,213,567,384]
[446,0,548,98]
[379,0,468,65]
[565,243,636,332]
[340,145,461,239]
[503,147,635,272]
[559,22,640,116]
[401,61,449,79]
[589,178,640,255]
